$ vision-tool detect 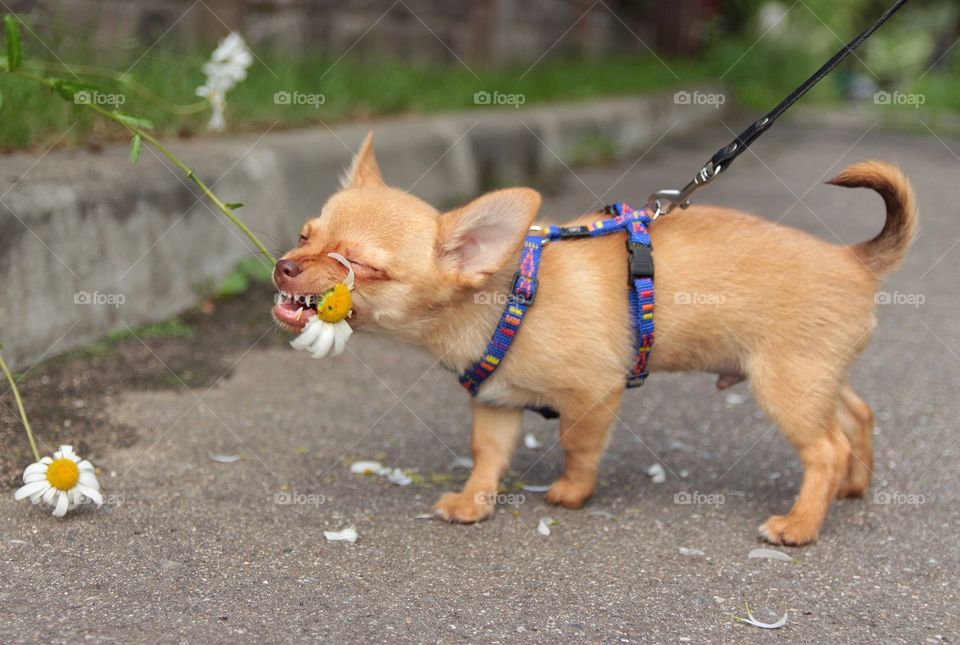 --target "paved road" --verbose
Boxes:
[1,119,958,643]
